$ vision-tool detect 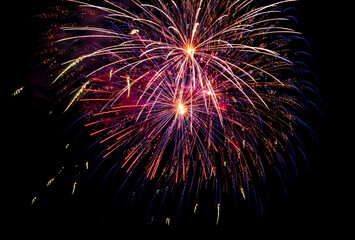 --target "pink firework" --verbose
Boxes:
[37,0,318,225]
